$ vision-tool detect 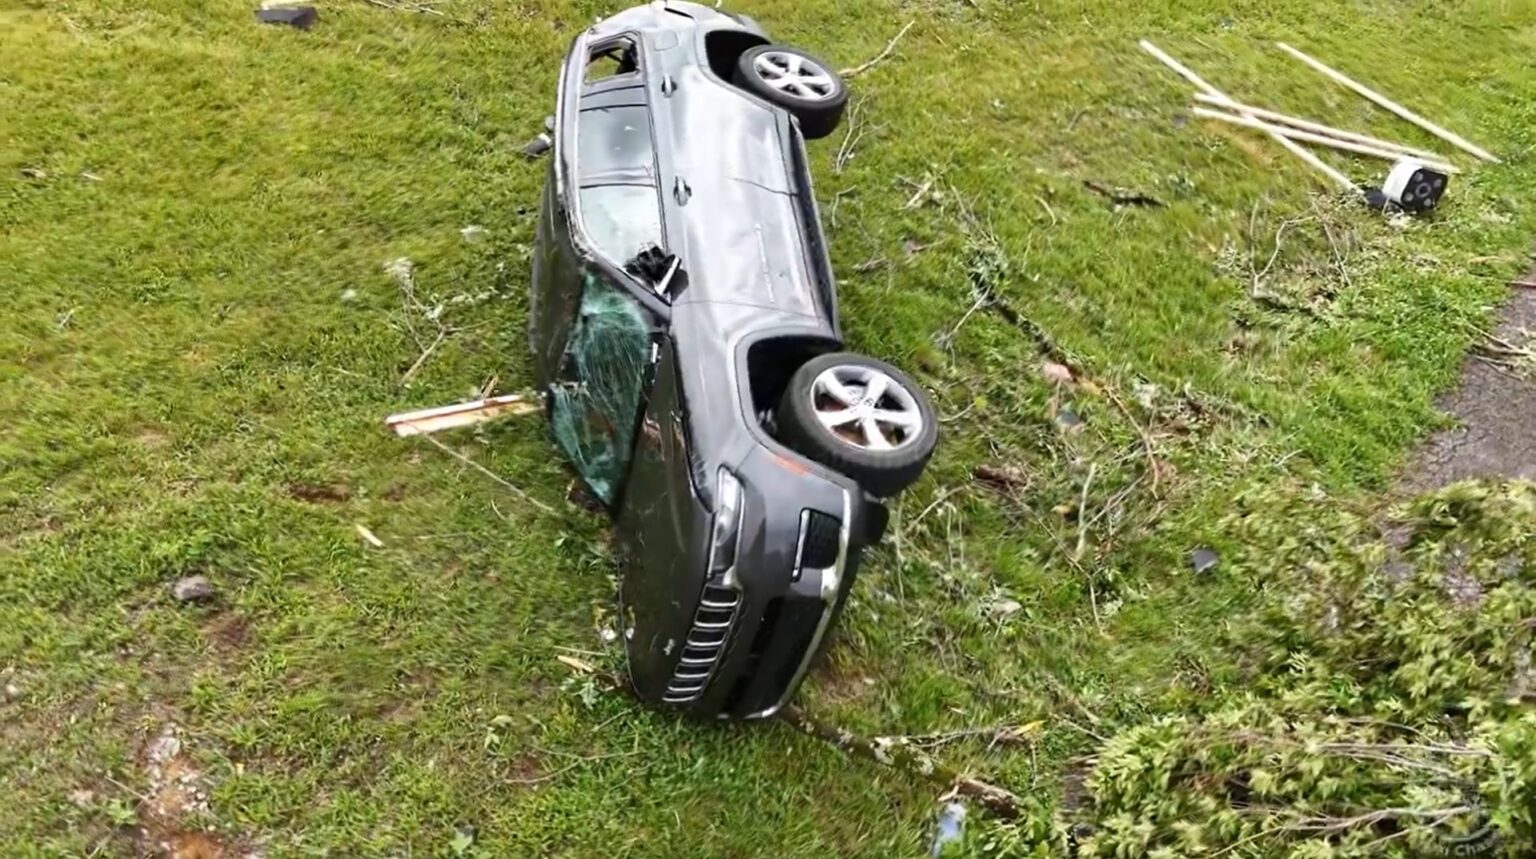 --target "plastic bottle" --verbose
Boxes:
[930,802,967,857]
